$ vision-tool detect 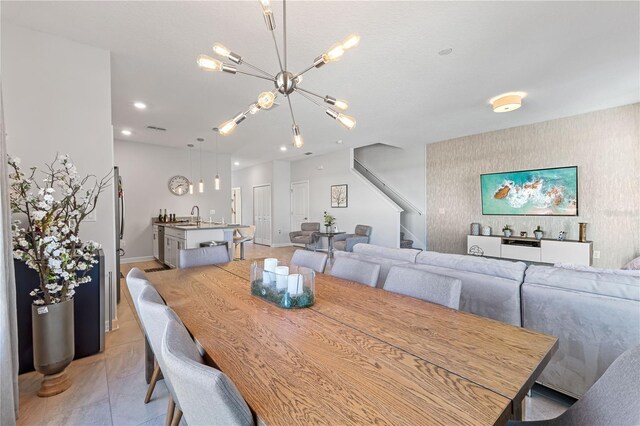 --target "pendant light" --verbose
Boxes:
[197,138,204,192]
[187,144,195,194]
[214,128,221,190]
